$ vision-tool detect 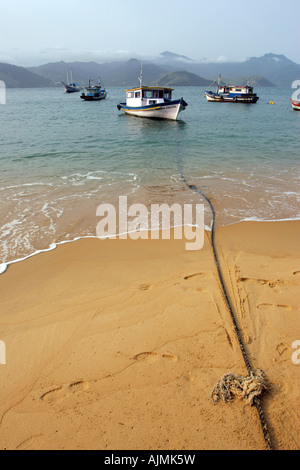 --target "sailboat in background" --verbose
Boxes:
[61,69,81,93]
